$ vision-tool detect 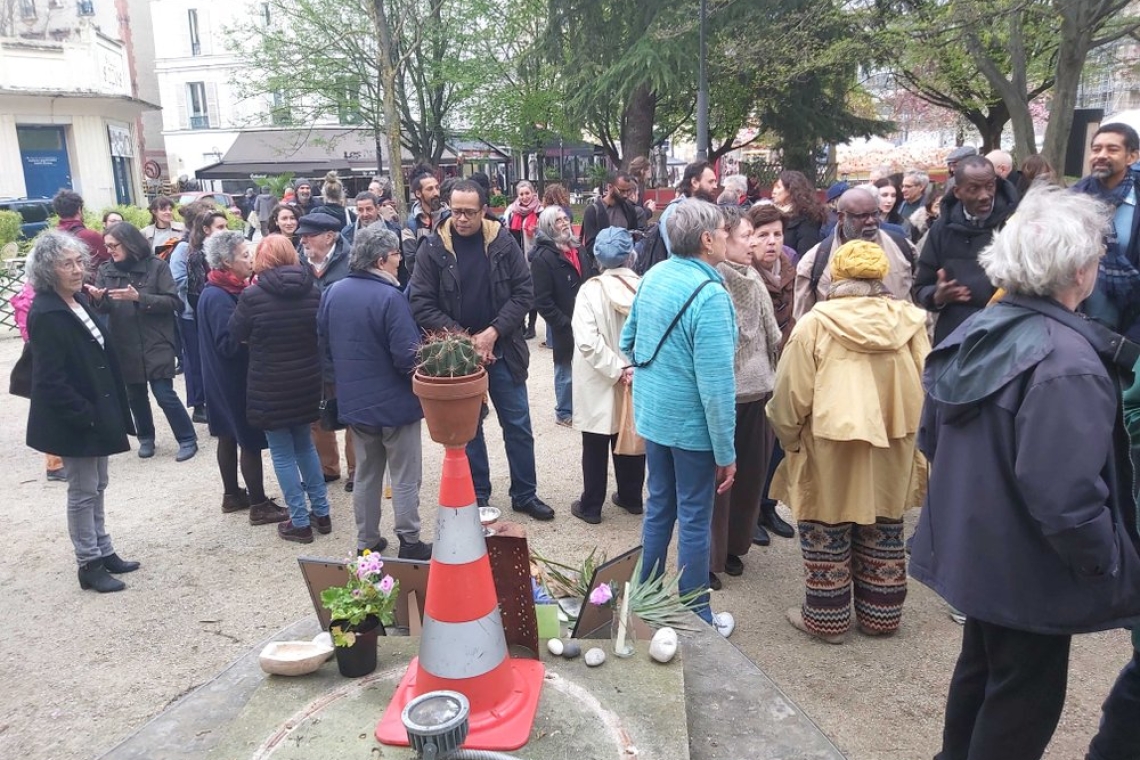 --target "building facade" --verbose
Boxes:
[0,0,156,209]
